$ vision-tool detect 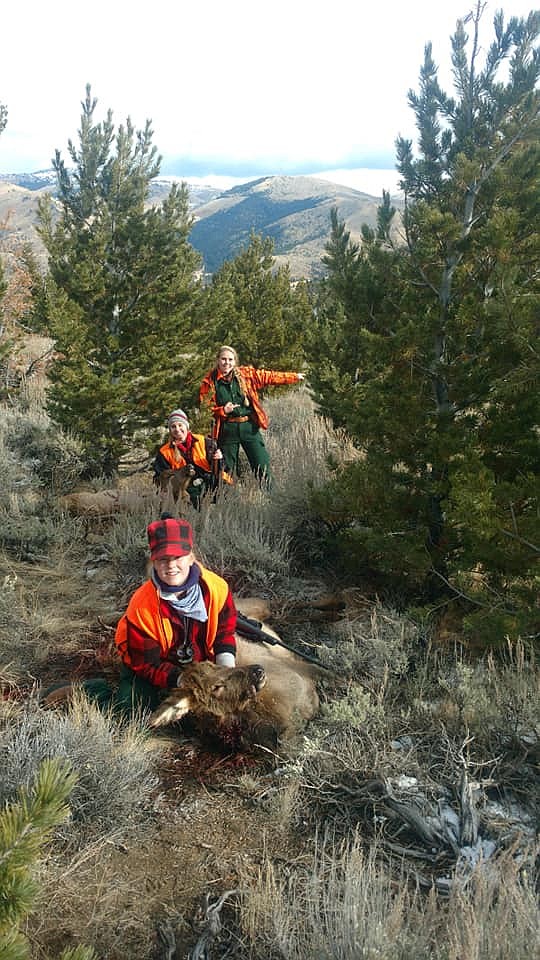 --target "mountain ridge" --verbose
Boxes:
[0,170,403,279]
